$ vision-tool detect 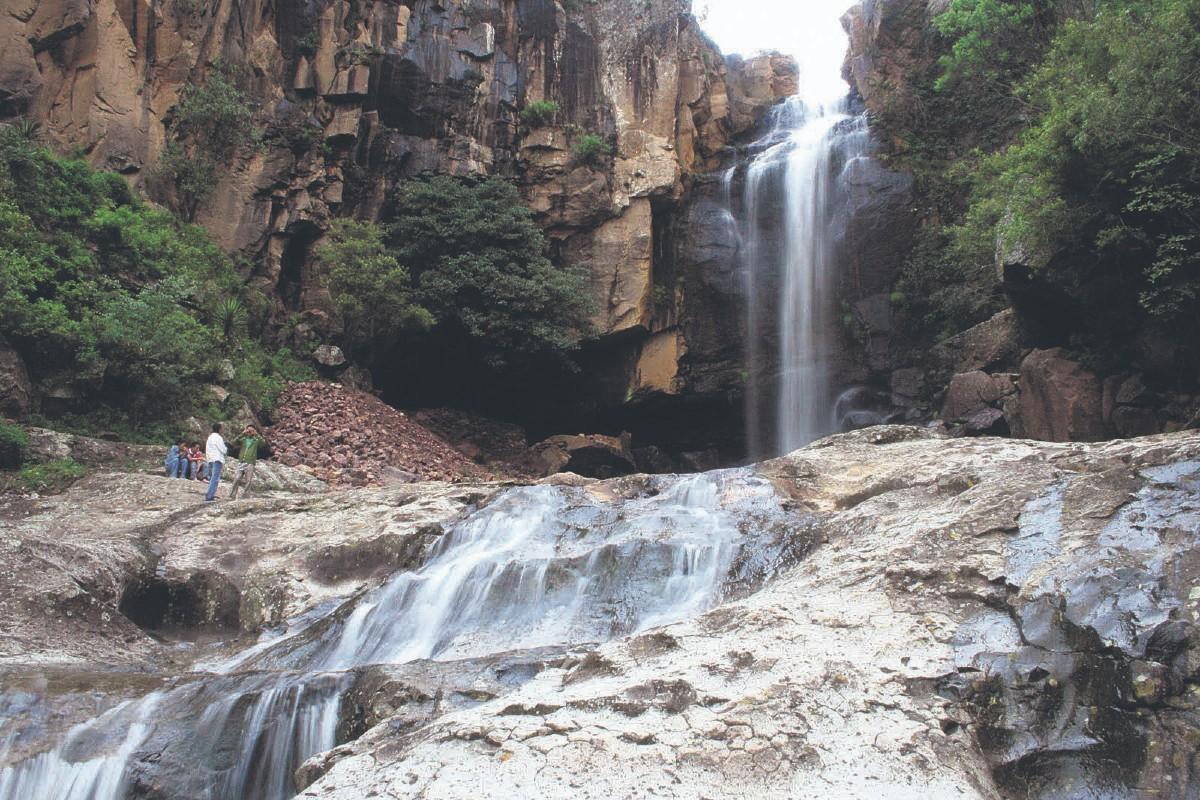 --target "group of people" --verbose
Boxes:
[164,441,209,480]
[164,423,266,502]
